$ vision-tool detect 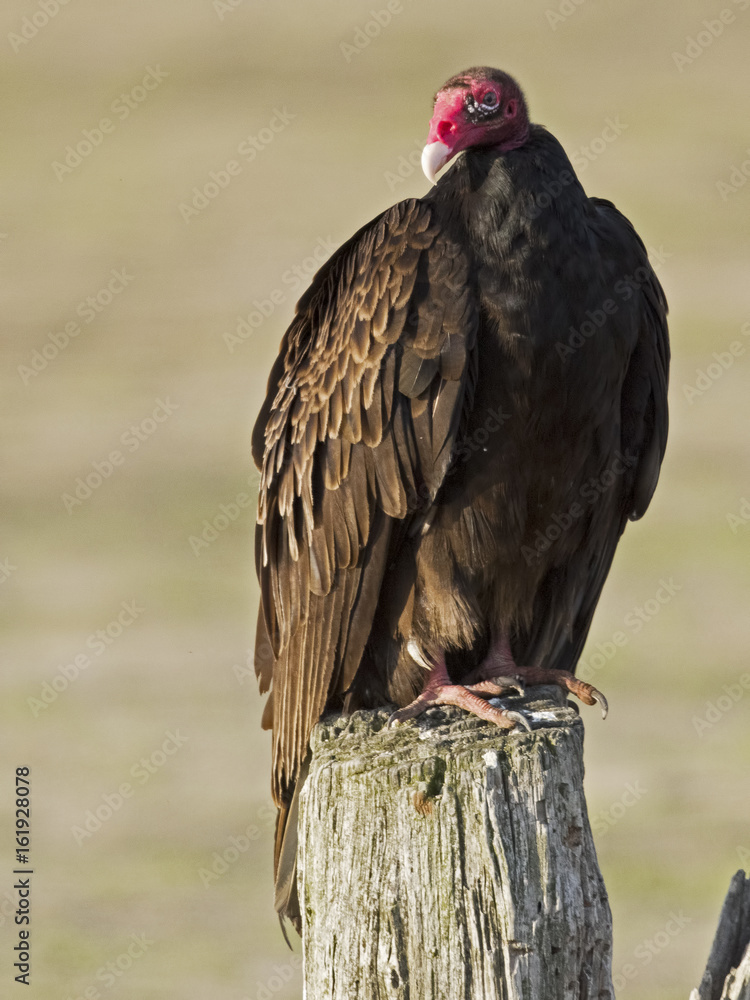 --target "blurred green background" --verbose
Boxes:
[1,0,748,997]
